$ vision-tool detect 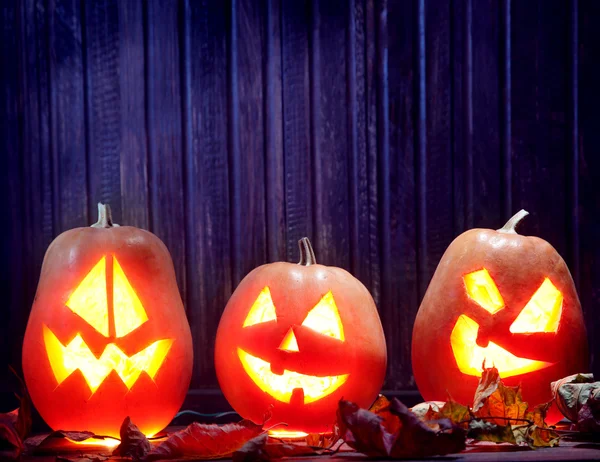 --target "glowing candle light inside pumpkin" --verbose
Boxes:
[215,238,387,434]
